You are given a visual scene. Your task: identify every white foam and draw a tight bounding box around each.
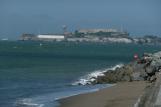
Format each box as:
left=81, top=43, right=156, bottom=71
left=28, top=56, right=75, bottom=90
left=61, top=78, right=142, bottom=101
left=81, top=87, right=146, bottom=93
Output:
left=14, top=98, right=44, bottom=107
left=72, top=64, right=124, bottom=85
left=13, top=84, right=114, bottom=107
left=14, top=87, right=101, bottom=107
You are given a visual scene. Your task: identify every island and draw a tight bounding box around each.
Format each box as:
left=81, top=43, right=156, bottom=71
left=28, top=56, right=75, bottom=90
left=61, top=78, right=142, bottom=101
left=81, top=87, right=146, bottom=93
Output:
left=19, top=28, right=161, bottom=45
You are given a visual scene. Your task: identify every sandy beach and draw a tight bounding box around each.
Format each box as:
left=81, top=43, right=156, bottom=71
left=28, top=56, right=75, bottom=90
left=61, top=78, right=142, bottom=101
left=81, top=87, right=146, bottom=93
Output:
left=59, top=81, right=148, bottom=107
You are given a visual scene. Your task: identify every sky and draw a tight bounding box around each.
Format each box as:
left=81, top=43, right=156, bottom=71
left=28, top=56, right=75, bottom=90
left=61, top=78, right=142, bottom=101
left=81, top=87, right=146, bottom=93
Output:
left=0, top=0, right=161, bottom=39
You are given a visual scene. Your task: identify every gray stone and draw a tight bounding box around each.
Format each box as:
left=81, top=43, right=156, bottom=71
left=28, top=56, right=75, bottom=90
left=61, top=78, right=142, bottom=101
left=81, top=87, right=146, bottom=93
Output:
left=145, top=66, right=155, bottom=74
left=132, top=72, right=144, bottom=81
left=150, top=75, right=156, bottom=82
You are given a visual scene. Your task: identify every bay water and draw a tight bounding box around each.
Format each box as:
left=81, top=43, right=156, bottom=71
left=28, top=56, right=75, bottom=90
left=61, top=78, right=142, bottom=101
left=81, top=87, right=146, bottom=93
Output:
left=0, top=41, right=160, bottom=107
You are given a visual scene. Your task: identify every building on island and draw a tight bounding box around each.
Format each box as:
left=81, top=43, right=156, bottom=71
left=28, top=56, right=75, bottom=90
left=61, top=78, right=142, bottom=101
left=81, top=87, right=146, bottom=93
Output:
left=20, top=34, right=65, bottom=41
left=19, top=28, right=132, bottom=43
left=77, top=29, right=118, bottom=34
left=20, top=34, right=37, bottom=41
left=37, top=35, right=64, bottom=41
left=75, top=28, right=129, bottom=38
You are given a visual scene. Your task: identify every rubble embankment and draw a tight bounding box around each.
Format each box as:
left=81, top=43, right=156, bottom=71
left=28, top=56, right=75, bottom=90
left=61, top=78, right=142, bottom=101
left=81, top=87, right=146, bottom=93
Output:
left=89, top=51, right=161, bottom=107
left=91, top=51, right=161, bottom=84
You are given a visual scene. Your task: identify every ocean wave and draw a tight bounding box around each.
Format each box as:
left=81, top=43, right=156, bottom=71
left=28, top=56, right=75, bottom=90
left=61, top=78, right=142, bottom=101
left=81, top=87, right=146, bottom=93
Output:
left=14, top=98, right=44, bottom=107
left=13, top=84, right=113, bottom=107
left=72, top=64, right=124, bottom=85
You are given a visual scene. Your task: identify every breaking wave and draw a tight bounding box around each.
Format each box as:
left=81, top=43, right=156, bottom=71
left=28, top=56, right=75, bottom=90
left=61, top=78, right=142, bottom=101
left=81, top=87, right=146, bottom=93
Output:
left=13, top=84, right=112, bottom=107
left=13, top=64, right=123, bottom=107
left=14, top=98, right=44, bottom=107
left=72, top=64, right=124, bottom=85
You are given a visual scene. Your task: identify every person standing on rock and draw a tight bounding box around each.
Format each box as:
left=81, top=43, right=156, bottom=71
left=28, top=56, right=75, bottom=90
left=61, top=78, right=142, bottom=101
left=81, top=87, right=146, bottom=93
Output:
left=134, top=54, right=139, bottom=62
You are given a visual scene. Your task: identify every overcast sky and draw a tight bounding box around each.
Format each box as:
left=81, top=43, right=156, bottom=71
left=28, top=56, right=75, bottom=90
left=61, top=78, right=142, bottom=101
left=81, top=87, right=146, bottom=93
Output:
left=0, top=0, right=161, bottom=39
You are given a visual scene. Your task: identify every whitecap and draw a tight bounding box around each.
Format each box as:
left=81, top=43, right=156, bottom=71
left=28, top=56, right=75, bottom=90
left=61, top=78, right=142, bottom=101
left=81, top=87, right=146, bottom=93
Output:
left=14, top=98, right=44, bottom=107
left=72, top=64, right=124, bottom=85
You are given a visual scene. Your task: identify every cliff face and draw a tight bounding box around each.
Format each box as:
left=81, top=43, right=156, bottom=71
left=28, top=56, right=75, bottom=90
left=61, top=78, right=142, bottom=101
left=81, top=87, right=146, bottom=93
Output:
left=90, top=51, right=161, bottom=85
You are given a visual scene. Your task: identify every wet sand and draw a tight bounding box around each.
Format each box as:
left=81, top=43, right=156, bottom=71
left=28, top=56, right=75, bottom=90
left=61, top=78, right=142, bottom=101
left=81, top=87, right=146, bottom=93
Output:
left=59, top=81, right=148, bottom=107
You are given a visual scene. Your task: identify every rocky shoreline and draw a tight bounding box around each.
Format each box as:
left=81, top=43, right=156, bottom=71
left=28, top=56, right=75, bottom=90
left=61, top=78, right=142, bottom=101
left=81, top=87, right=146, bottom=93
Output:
left=90, top=51, right=161, bottom=84
left=90, top=50, right=161, bottom=107
left=60, top=51, right=161, bottom=107
left=75, top=51, right=161, bottom=107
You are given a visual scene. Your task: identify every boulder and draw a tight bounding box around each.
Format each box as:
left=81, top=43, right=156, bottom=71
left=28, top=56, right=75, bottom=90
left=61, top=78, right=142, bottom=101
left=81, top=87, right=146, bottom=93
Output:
left=132, top=72, right=145, bottom=81
left=91, top=51, right=161, bottom=85
left=145, top=66, right=155, bottom=74
left=150, top=75, right=156, bottom=82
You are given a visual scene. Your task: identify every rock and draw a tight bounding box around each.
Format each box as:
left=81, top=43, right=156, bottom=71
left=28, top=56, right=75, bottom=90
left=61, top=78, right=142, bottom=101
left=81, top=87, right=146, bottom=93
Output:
left=140, top=71, right=148, bottom=80
left=132, top=72, right=145, bottom=81
left=151, top=51, right=161, bottom=67
left=122, top=75, right=131, bottom=81
left=95, top=65, right=134, bottom=83
left=151, top=59, right=161, bottom=67
left=150, top=75, right=156, bottom=82
left=143, top=53, right=153, bottom=62
left=157, top=66, right=161, bottom=72
left=132, top=62, right=145, bottom=73
left=153, top=51, right=161, bottom=58
left=90, top=51, right=161, bottom=85
left=145, top=66, right=155, bottom=74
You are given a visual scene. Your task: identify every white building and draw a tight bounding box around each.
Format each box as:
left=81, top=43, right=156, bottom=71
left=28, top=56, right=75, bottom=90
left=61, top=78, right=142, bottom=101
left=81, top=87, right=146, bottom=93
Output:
left=78, top=29, right=118, bottom=34
left=107, top=37, right=132, bottom=43
left=37, top=35, right=65, bottom=41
